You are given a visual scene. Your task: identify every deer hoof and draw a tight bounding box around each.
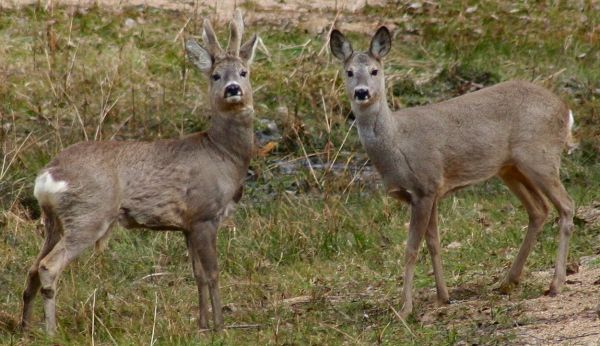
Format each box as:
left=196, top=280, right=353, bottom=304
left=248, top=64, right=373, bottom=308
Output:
left=498, top=280, right=518, bottom=294
left=19, top=320, right=28, bottom=332
left=398, top=307, right=412, bottom=320
left=197, top=319, right=209, bottom=331
left=544, top=286, right=559, bottom=297
left=436, top=297, right=451, bottom=306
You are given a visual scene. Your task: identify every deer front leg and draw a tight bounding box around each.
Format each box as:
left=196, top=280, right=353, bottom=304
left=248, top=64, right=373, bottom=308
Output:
left=185, top=234, right=210, bottom=330
left=400, top=196, right=435, bottom=319
left=189, top=220, right=224, bottom=331
left=424, top=201, right=450, bottom=305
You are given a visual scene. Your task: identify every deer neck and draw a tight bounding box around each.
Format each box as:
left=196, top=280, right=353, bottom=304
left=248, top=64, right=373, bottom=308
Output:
left=353, top=95, right=405, bottom=187
left=207, top=108, right=254, bottom=169
left=353, top=95, right=394, bottom=143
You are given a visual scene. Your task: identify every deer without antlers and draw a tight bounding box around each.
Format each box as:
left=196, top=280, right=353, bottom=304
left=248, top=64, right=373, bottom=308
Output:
left=20, top=10, right=258, bottom=334
left=330, top=27, right=575, bottom=318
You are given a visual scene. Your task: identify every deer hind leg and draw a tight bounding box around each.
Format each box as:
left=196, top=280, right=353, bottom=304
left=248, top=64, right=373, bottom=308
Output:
left=37, top=218, right=113, bottom=336
left=400, top=196, right=435, bottom=318
left=517, top=163, right=574, bottom=296
left=499, top=167, right=549, bottom=293
left=424, top=200, right=450, bottom=305
left=189, top=220, right=223, bottom=331
left=21, top=209, right=63, bottom=329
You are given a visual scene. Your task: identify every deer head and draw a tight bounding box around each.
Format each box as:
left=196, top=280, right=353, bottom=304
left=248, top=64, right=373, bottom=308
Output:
left=185, top=10, right=258, bottom=114
left=330, top=27, right=391, bottom=109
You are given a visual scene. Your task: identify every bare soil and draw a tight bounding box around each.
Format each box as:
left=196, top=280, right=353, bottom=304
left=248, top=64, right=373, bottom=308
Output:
left=1, top=0, right=386, bottom=12
left=421, top=255, right=600, bottom=345
left=1, top=0, right=394, bottom=35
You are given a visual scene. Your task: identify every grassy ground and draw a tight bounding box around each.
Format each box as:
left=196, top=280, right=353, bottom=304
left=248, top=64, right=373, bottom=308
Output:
left=1, top=1, right=600, bottom=344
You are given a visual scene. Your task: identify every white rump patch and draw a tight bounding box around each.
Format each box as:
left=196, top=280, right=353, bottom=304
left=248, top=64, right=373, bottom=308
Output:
left=568, top=109, right=574, bottom=131
left=566, top=110, right=578, bottom=155
left=34, top=171, right=68, bottom=207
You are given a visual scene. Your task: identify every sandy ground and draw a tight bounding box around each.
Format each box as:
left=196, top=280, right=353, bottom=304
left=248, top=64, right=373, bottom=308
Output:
left=421, top=255, right=600, bottom=345
left=510, top=258, right=600, bottom=345
left=0, top=0, right=387, bottom=18
left=0, top=0, right=394, bottom=34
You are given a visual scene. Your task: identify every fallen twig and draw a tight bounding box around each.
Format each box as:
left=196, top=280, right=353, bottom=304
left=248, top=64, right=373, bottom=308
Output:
left=150, top=291, right=158, bottom=346
left=274, top=295, right=312, bottom=306
left=226, top=323, right=262, bottom=330
left=389, top=304, right=416, bottom=339
left=135, top=272, right=173, bottom=283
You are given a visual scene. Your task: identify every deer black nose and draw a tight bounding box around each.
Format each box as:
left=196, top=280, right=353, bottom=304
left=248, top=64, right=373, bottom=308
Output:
left=354, top=88, right=370, bottom=101
left=224, top=84, right=242, bottom=98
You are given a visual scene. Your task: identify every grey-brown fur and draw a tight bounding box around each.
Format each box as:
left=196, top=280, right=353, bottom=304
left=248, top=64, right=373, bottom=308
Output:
left=21, top=10, right=258, bottom=335
left=331, top=27, right=574, bottom=318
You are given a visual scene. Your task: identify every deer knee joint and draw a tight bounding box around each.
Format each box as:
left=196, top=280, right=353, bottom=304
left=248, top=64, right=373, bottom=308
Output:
left=405, top=249, right=419, bottom=264
left=529, top=213, right=546, bottom=230
left=40, top=288, right=54, bottom=299
left=559, top=209, right=574, bottom=235
left=561, top=220, right=574, bottom=236
left=23, top=289, right=35, bottom=301
left=208, top=271, right=219, bottom=283
left=38, top=264, right=55, bottom=282
left=426, top=243, right=439, bottom=256
left=196, top=275, right=209, bottom=286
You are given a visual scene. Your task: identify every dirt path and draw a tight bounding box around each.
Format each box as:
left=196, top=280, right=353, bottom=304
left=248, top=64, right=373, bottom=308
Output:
left=510, top=260, right=600, bottom=345
left=421, top=255, right=600, bottom=345
left=0, top=0, right=386, bottom=18
left=1, top=0, right=392, bottom=34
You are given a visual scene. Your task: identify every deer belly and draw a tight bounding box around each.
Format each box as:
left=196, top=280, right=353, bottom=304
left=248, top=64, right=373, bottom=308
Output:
left=387, top=187, right=413, bottom=203
left=118, top=204, right=186, bottom=231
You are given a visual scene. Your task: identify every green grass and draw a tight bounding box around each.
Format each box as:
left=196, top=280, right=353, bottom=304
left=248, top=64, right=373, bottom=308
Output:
left=1, top=1, right=600, bottom=344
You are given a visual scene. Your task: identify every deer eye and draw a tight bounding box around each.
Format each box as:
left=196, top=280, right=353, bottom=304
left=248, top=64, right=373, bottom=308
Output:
left=371, top=69, right=378, bottom=76
left=346, top=70, right=354, bottom=77
left=211, top=73, right=221, bottom=81
left=240, top=70, right=247, bottom=78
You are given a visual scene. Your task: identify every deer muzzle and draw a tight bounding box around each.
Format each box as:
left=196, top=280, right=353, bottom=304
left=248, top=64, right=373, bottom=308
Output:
left=354, top=87, right=370, bottom=103
left=224, top=83, right=243, bottom=102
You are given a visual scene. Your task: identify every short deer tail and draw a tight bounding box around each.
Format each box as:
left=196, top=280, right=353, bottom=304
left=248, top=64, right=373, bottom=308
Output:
left=566, top=109, right=578, bottom=154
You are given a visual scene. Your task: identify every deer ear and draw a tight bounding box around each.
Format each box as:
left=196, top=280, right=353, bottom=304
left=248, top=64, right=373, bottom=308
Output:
left=185, top=39, right=213, bottom=74
left=370, top=26, right=391, bottom=59
left=330, top=29, right=353, bottom=61
left=239, top=34, right=258, bottom=64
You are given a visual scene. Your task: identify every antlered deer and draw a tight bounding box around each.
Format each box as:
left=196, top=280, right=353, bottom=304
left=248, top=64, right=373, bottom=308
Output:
left=330, top=27, right=574, bottom=318
left=21, top=10, right=258, bottom=334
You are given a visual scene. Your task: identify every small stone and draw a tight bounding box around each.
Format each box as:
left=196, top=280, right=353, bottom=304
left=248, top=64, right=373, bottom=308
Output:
left=466, top=6, right=478, bottom=14
left=447, top=241, right=462, bottom=249
left=124, top=18, right=137, bottom=29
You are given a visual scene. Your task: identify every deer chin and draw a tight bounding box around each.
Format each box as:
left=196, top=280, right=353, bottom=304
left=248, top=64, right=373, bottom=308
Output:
left=353, top=96, right=374, bottom=107
left=224, top=95, right=243, bottom=103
